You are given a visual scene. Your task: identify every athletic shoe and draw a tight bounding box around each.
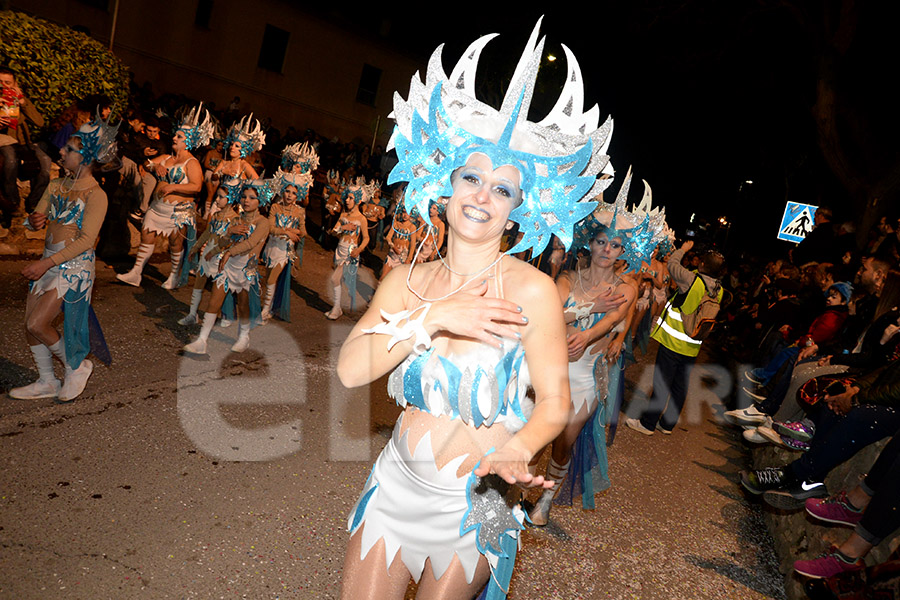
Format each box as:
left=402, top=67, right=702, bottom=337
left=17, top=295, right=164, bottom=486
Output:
left=655, top=424, right=672, bottom=435
left=794, top=547, right=864, bottom=579
left=724, top=404, right=768, bottom=426
left=231, top=336, right=250, bottom=352
left=9, top=379, right=60, bottom=400
left=742, top=427, right=768, bottom=443
left=744, top=370, right=766, bottom=385
left=757, top=425, right=789, bottom=448
left=805, top=492, right=864, bottom=526
left=743, top=386, right=767, bottom=402
left=763, top=478, right=827, bottom=510
left=625, top=418, right=654, bottom=436
left=774, top=418, right=815, bottom=443
left=116, top=270, right=142, bottom=287
left=58, top=360, right=93, bottom=402
left=781, top=436, right=810, bottom=452
left=740, top=467, right=792, bottom=495
left=178, top=313, right=199, bottom=326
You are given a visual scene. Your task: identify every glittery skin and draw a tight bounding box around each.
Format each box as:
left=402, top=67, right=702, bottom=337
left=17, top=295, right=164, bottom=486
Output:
left=73, top=111, right=120, bottom=165
left=386, top=17, right=615, bottom=257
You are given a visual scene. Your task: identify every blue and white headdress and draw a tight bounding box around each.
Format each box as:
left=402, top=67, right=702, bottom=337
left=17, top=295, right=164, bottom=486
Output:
left=281, top=142, right=320, bottom=173
left=177, top=104, right=215, bottom=151
left=573, top=167, right=663, bottom=273
left=387, top=17, right=614, bottom=256
left=225, top=114, right=266, bottom=158
left=273, top=168, right=313, bottom=200
left=73, top=109, right=120, bottom=165
left=218, top=177, right=244, bottom=206
left=630, top=178, right=670, bottom=251
left=242, top=178, right=276, bottom=208
left=342, top=176, right=373, bottom=208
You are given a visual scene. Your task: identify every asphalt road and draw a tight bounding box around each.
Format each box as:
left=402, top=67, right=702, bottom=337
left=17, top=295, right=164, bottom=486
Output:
left=0, top=241, right=785, bottom=599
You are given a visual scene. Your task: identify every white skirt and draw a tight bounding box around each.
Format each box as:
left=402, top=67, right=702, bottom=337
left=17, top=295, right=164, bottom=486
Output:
left=142, top=199, right=195, bottom=236
left=216, top=252, right=258, bottom=293
left=263, top=236, right=292, bottom=269
left=30, top=240, right=95, bottom=303
left=348, top=416, right=523, bottom=584
left=568, top=347, right=608, bottom=415
left=197, top=240, right=224, bottom=278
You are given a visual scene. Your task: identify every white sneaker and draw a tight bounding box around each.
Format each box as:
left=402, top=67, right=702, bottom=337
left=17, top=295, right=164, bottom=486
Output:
left=9, top=379, right=60, bottom=400
left=231, top=336, right=250, bottom=352
left=219, top=318, right=233, bottom=328
left=325, top=307, right=343, bottom=320
left=183, top=338, right=208, bottom=354
left=625, top=418, right=654, bottom=436
left=757, top=425, right=789, bottom=448
left=116, top=270, right=142, bottom=287
left=742, top=428, right=767, bottom=443
left=161, top=273, right=178, bottom=290
left=724, top=405, right=768, bottom=426
left=178, top=313, right=198, bottom=326
left=58, top=360, right=93, bottom=402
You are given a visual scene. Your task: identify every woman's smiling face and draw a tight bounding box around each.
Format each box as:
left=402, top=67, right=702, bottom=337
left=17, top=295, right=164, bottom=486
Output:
left=446, top=153, right=521, bottom=242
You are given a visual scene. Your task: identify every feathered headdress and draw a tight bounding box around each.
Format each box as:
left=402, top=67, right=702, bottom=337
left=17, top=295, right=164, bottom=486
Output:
left=273, top=168, right=314, bottom=200
left=225, top=114, right=266, bottom=158
left=387, top=17, right=614, bottom=256
left=178, top=104, right=215, bottom=151
left=281, top=141, right=320, bottom=173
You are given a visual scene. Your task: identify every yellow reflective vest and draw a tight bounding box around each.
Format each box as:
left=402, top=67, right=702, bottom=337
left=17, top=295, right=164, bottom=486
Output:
left=651, top=275, right=723, bottom=357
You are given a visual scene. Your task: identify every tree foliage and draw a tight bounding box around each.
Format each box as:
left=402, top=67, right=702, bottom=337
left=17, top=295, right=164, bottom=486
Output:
left=0, top=10, right=130, bottom=126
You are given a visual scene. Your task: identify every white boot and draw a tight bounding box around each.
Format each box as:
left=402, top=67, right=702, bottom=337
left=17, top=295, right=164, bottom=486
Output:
left=529, top=458, right=570, bottom=527
left=184, top=312, right=216, bottom=354
left=58, top=360, right=93, bottom=402
left=9, top=344, right=60, bottom=399
left=231, top=320, right=251, bottom=352
left=178, top=288, right=203, bottom=325
left=261, top=283, right=276, bottom=322
left=325, top=285, right=343, bottom=320
left=117, top=243, right=154, bottom=287
left=161, top=250, right=183, bottom=289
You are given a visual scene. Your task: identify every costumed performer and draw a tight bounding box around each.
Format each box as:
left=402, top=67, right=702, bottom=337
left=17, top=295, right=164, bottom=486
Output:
left=337, top=19, right=613, bottom=599
left=325, top=177, right=370, bottom=320
left=205, top=114, right=262, bottom=212
left=183, top=179, right=272, bottom=354
left=260, top=169, right=312, bottom=322
left=117, top=104, right=209, bottom=289
left=529, top=169, right=665, bottom=525
left=411, top=202, right=446, bottom=263
left=11, top=111, right=118, bottom=402
left=381, top=203, right=417, bottom=281
left=177, top=178, right=242, bottom=325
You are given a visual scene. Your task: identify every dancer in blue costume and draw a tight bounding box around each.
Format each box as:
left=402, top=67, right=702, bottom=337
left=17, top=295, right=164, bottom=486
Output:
left=260, top=169, right=312, bottom=322
left=530, top=168, right=666, bottom=526
left=183, top=179, right=272, bottom=354
left=117, top=105, right=211, bottom=289
left=337, top=19, right=616, bottom=599
left=325, top=178, right=371, bottom=320
left=12, top=111, right=118, bottom=402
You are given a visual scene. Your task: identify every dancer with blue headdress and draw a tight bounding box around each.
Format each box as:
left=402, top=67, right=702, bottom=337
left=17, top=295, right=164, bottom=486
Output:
left=176, top=178, right=242, bottom=326
left=528, top=167, right=665, bottom=526
left=260, top=168, right=313, bottom=322
left=12, top=111, right=118, bottom=402
left=183, top=178, right=272, bottom=354
left=117, top=104, right=210, bottom=289
left=337, top=18, right=614, bottom=599
left=325, top=177, right=371, bottom=320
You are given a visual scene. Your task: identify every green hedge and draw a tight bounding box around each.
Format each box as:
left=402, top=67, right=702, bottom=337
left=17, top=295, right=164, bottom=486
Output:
left=0, top=10, right=129, bottom=125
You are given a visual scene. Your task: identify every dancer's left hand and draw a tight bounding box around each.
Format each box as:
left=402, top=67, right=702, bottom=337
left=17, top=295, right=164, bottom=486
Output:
left=22, top=258, right=53, bottom=280
left=474, top=445, right=553, bottom=490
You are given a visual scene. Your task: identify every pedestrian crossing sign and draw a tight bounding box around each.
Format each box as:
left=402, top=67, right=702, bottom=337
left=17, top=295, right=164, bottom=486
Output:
left=777, top=202, right=818, bottom=243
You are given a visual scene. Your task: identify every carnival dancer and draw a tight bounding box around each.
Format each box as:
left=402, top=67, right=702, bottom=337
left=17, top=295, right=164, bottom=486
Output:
left=176, top=179, right=242, bottom=326
left=529, top=169, right=664, bottom=526
left=116, top=104, right=210, bottom=289
left=337, top=20, right=614, bottom=598
left=412, top=202, right=446, bottom=263
left=205, top=114, right=262, bottom=213
left=325, top=178, right=370, bottom=320
left=321, top=168, right=343, bottom=248
left=381, top=203, right=416, bottom=280
left=260, top=169, right=312, bottom=322
left=278, top=141, right=319, bottom=267
left=11, top=112, right=118, bottom=402
left=183, top=179, right=272, bottom=354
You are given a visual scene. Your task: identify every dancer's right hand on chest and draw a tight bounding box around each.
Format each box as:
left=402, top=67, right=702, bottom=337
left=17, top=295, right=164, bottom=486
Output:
left=427, top=280, right=526, bottom=348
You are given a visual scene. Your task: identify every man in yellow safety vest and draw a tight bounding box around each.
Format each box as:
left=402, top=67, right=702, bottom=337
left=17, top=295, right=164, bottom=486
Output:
left=626, top=239, right=724, bottom=435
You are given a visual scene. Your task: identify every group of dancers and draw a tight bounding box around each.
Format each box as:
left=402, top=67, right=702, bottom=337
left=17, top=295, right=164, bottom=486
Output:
left=11, top=18, right=682, bottom=600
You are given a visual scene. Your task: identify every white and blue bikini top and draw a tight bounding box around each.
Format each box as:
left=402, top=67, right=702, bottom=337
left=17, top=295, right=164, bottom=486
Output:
left=48, top=193, right=86, bottom=228
left=165, top=158, right=195, bottom=184
left=387, top=342, right=532, bottom=432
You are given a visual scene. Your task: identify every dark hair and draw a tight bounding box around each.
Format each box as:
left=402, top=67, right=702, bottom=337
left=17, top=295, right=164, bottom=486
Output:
left=144, top=116, right=160, bottom=129
left=699, top=250, right=725, bottom=278
left=0, top=66, right=16, bottom=77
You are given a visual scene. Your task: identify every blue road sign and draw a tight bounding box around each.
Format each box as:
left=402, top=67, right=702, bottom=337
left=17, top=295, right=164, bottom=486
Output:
left=778, top=202, right=818, bottom=243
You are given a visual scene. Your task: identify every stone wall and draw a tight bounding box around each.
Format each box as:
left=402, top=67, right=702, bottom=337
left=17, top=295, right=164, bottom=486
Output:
left=752, top=439, right=899, bottom=600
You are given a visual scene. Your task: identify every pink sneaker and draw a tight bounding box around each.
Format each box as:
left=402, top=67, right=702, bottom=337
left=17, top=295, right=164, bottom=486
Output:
left=794, top=547, right=864, bottom=579
left=774, top=418, right=815, bottom=442
left=805, top=492, right=864, bottom=526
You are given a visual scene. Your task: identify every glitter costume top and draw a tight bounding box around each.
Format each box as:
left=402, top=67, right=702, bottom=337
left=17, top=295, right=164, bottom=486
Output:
left=31, top=178, right=108, bottom=266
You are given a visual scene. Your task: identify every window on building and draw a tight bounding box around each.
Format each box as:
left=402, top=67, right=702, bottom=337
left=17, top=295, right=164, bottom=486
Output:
left=356, top=64, right=382, bottom=107
left=195, top=0, right=214, bottom=29
left=258, top=24, right=290, bottom=73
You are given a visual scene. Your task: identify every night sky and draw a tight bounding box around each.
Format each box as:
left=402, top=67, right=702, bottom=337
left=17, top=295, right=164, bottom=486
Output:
left=308, top=2, right=897, bottom=258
